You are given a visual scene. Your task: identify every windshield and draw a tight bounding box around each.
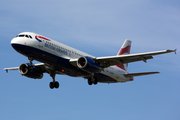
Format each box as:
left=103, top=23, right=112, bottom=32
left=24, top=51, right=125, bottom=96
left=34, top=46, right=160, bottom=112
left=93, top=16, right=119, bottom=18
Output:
left=16, top=34, right=33, bottom=39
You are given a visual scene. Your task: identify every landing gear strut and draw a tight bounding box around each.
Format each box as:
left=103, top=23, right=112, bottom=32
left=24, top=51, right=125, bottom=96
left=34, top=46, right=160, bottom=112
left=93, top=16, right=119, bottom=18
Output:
left=49, top=72, right=59, bottom=89
left=28, top=57, right=33, bottom=66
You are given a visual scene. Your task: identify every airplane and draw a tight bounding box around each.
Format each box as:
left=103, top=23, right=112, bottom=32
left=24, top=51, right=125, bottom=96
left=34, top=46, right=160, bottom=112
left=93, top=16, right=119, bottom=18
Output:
left=4, top=32, right=176, bottom=89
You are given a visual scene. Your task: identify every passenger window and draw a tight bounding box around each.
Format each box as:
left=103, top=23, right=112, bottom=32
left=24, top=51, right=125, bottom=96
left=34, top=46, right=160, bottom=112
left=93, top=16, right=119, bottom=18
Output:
left=25, top=35, right=29, bottom=38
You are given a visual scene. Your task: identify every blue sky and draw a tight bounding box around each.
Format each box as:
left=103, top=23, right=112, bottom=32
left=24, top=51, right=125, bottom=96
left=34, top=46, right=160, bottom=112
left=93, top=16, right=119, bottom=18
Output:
left=1, top=0, right=180, bottom=120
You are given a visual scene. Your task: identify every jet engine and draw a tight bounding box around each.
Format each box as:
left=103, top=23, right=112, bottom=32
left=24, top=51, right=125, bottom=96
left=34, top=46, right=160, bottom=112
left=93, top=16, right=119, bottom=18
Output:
left=19, top=63, right=43, bottom=79
left=77, top=57, right=101, bottom=73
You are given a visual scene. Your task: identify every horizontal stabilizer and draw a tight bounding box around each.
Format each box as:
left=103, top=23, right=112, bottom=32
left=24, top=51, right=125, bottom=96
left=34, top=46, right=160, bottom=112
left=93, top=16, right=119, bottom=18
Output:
left=124, top=71, right=159, bottom=77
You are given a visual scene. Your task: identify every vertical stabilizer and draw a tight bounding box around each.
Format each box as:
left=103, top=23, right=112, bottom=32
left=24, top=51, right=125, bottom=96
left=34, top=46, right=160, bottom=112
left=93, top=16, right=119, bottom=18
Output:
left=116, top=39, right=132, bottom=71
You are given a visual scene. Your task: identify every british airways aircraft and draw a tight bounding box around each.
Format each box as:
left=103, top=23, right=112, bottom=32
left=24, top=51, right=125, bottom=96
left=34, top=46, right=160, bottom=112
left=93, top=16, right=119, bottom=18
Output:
left=4, top=32, right=176, bottom=89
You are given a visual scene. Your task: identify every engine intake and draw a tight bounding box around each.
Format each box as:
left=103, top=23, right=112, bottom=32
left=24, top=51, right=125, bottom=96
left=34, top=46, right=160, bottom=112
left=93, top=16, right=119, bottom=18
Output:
left=77, top=57, right=101, bottom=73
left=19, top=63, right=43, bottom=79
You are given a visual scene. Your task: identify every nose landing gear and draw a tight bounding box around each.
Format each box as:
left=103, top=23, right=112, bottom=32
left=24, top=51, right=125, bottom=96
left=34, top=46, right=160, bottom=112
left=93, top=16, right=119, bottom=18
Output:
left=49, top=72, right=59, bottom=89
left=49, top=81, right=59, bottom=89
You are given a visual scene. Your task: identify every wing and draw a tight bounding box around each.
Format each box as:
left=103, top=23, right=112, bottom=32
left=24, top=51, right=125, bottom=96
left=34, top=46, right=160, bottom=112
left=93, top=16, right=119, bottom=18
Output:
left=95, top=49, right=176, bottom=67
left=70, top=49, right=176, bottom=68
left=4, top=67, right=19, bottom=72
left=4, top=63, right=46, bottom=73
left=4, top=63, right=66, bottom=75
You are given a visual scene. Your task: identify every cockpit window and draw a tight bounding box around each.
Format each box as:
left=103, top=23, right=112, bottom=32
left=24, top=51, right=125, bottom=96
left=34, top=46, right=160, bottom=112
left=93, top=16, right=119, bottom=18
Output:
left=29, top=35, right=32, bottom=39
left=19, top=35, right=25, bottom=37
left=16, top=34, right=33, bottom=39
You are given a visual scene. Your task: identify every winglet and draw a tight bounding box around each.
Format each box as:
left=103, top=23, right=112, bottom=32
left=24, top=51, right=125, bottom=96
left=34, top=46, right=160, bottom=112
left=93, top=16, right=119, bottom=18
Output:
left=3, top=68, right=8, bottom=73
left=167, top=49, right=177, bottom=54
left=174, top=49, right=177, bottom=54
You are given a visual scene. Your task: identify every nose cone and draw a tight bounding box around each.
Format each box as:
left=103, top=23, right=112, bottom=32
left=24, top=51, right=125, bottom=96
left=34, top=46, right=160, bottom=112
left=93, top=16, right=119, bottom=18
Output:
left=11, top=37, right=17, bottom=44
left=11, top=37, right=19, bottom=50
left=11, top=37, right=25, bottom=52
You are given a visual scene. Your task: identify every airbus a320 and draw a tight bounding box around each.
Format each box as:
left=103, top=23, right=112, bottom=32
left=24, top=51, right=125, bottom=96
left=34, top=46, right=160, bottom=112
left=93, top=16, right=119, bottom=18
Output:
left=4, top=32, right=176, bottom=89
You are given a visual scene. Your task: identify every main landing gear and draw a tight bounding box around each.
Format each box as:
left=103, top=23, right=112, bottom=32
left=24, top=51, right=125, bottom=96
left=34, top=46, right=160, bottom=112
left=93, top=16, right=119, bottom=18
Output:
left=88, top=78, right=98, bottom=85
left=88, top=74, right=98, bottom=85
left=49, top=72, right=59, bottom=89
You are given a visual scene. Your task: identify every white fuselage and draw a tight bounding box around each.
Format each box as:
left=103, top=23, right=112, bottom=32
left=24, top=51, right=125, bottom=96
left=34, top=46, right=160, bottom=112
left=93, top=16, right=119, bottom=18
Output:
left=11, top=32, right=132, bottom=83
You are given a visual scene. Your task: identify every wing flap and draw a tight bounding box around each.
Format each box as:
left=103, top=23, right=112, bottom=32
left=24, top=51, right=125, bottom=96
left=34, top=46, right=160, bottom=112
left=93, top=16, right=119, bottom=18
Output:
left=124, top=71, right=160, bottom=77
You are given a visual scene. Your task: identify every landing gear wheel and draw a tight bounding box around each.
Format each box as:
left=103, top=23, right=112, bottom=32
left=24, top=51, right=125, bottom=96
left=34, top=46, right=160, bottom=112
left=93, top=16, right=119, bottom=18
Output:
left=88, top=78, right=98, bottom=85
left=49, top=82, right=54, bottom=89
left=49, top=81, right=59, bottom=89
left=54, top=81, right=59, bottom=88
left=93, top=79, right=98, bottom=85
left=49, top=72, right=60, bottom=89
left=88, top=79, right=92, bottom=85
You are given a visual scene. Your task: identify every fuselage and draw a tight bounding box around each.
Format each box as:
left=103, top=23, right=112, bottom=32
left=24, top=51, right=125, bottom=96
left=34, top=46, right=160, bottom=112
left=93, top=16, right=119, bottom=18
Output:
left=11, top=32, right=133, bottom=83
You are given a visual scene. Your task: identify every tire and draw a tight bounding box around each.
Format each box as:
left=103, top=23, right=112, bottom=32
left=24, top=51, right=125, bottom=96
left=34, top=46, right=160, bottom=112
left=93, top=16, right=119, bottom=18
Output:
left=49, top=82, right=54, bottom=89
left=54, top=82, right=59, bottom=89
left=94, top=79, right=98, bottom=85
left=88, top=79, right=92, bottom=85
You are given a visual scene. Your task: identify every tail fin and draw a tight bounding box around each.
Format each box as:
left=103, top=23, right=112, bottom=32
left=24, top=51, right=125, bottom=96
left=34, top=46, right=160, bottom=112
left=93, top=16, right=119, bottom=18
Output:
left=116, top=39, right=132, bottom=71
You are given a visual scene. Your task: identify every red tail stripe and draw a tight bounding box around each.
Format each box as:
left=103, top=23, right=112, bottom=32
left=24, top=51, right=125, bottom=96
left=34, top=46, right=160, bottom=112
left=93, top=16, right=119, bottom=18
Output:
left=117, top=45, right=131, bottom=55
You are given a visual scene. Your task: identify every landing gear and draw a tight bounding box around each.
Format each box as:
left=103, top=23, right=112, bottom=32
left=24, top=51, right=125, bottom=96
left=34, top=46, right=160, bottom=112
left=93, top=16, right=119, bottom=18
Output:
left=28, top=56, right=33, bottom=66
left=49, top=71, right=59, bottom=89
left=28, top=56, right=60, bottom=89
left=49, top=81, right=59, bottom=89
left=94, top=79, right=98, bottom=85
left=88, top=79, right=93, bottom=85
left=88, top=73, right=98, bottom=85
left=88, top=78, right=98, bottom=85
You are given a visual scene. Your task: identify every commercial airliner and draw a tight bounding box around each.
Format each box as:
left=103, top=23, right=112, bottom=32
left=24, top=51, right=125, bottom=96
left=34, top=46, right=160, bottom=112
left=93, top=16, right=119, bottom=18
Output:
left=4, top=32, right=176, bottom=89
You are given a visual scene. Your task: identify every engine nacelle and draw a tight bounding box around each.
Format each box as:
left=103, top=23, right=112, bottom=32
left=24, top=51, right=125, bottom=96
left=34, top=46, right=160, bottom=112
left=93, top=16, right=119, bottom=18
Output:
left=19, top=63, right=43, bottom=79
left=77, top=57, right=101, bottom=73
